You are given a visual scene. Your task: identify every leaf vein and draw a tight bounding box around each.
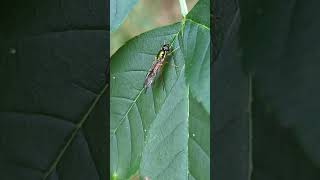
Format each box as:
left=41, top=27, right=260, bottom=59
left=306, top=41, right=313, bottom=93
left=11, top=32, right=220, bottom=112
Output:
left=42, top=83, right=108, bottom=180
left=185, top=19, right=210, bottom=30
left=112, top=87, right=145, bottom=135
left=154, top=149, right=186, bottom=179
left=190, top=137, right=209, bottom=159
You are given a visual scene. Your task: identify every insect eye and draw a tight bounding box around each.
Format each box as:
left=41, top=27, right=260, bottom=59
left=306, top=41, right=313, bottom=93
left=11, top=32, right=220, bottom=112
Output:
left=163, top=45, right=169, bottom=51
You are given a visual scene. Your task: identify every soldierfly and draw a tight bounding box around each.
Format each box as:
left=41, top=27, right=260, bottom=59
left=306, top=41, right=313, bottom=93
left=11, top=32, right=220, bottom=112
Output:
left=143, top=42, right=178, bottom=93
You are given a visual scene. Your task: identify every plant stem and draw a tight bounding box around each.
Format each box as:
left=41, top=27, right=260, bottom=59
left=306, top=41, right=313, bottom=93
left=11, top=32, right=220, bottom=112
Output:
left=178, top=0, right=188, bottom=16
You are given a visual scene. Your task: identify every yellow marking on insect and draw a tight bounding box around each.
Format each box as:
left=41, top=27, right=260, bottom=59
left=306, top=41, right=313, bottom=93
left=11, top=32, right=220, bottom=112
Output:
left=157, top=50, right=166, bottom=60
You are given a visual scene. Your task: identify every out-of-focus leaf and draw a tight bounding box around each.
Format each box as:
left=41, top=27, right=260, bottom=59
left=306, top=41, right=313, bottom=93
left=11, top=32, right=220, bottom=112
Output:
left=240, top=0, right=320, bottom=179
left=213, top=0, right=251, bottom=180
left=110, top=0, right=139, bottom=32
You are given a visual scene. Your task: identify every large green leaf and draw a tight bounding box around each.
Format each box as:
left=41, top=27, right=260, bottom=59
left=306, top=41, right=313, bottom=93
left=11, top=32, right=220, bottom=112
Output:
left=110, top=23, right=187, bottom=179
left=110, top=0, right=210, bottom=179
left=110, top=0, right=139, bottom=32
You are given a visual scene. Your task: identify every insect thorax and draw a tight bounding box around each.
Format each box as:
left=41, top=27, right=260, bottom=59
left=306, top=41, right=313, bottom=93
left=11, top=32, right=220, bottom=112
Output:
left=157, top=50, right=166, bottom=60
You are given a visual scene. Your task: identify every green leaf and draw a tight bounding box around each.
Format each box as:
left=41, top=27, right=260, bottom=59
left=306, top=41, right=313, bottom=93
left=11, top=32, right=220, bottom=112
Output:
left=110, top=0, right=139, bottom=32
left=183, top=0, right=210, bottom=113
left=110, top=0, right=210, bottom=179
left=110, top=23, right=186, bottom=179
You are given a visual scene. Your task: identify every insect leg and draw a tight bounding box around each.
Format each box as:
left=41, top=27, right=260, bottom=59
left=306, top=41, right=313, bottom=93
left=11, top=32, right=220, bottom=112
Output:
left=144, top=86, right=148, bottom=94
left=151, top=56, right=157, bottom=65
left=170, top=62, right=179, bottom=68
left=163, top=55, right=179, bottom=69
left=167, top=47, right=180, bottom=56
left=164, top=61, right=179, bottom=68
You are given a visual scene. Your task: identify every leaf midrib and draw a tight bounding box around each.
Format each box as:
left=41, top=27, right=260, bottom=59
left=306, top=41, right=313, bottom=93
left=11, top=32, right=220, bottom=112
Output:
left=111, top=87, right=145, bottom=135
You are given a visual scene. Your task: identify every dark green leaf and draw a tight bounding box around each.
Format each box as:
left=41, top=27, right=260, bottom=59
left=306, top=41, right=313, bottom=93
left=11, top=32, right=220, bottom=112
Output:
left=213, top=0, right=251, bottom=180
left=0, top=32, right=107, bottom=180
left=0, top=1, right=108, bottom=179
left=240, top=0, right=320, bottom=179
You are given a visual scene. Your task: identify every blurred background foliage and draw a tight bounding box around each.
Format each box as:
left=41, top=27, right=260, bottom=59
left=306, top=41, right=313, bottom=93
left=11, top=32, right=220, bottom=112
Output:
left=110, top=0, right=198, bottom=56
